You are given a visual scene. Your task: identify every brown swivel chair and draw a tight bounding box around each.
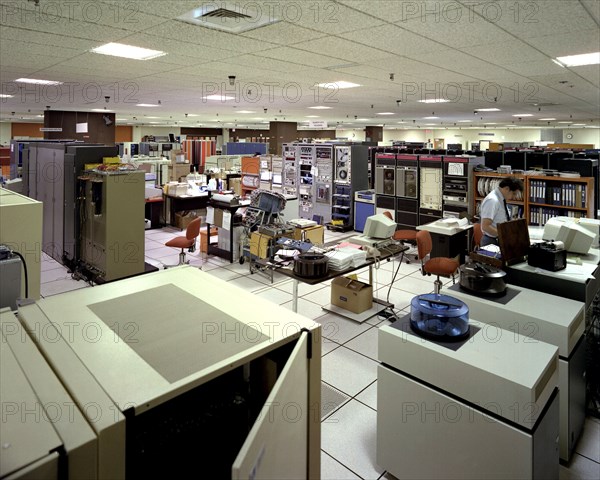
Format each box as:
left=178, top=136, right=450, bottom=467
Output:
left=473, top=223, right=484, bottom=249
left=382, top=211, right=418, bottom=263
left=416, top=230, right=460, bottom=294
left=164, top=217, right=202, bottom=268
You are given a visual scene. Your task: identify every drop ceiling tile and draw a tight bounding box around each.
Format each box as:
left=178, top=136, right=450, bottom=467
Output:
left=253, top=46, right=348, bottom=68
left=150, top=21, right=278, bottom=53
left=336, top=0, right=422, bottom=23
left=581, top=0, right=600, bottom=22
left=524, top=29, right=600, bottom=58
left=501, top=60, right=570, bottom=77
left=286, top=0, right=385, bottom=34
left=293, top=36, right=390, bottom=63
left=0, top=27, right=99, bottom=51
left=464, top=0, right=598, bottom=38
left=340, top=24, right=449, bottom=56
left=573, top=65, right=600, bottom=87
left=97, top=0, right=202, bottom=20
left=218, top=55, right=307, bottom=73
left=460, top=40, right=550, bottom=65
left=0, top=52, right=64, bottom=70
left=240, top=21, right=328, bottom=45
left=116, top=33, right=231, bottom=61
left=1, top=39, right=84, bottom=60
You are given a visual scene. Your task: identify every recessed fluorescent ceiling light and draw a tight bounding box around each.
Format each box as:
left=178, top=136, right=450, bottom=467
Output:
left=539, top=118, right=556, bottom=121
left=458, top=120, right=472, bottom=122
left=16, top=78, right=63, bottom=85
left=424, top=123, right=436, bottom=126
left=558, top=121, right=573, bottom=124
left=423, top=116, right=439, bottom=119
left=205, top=94, right=235, bottom=100
left=308, top=106, right=332, bottom=109
left=418, top=99, right=450, bottom=103
left=356, top=118, right=370, bottom=121
left=237, top=110, right=255, bottom=113
left=512, top=114, right=533, bottom=117
left=316, top=81, right=361, bottom=89
left=186, top=114, right=199, bottom=117
left=0, top=94, right=14, bottom=98
left=136, top=103, right=160, bottom=107
left=377, top=112, right=395, bottom=115
left=146, top=116, right=161, bottom=119
left=305, top=115, right=320, bottom=118
left=91, top=43, right=166, bottom=60
left=572, top=123, right=586, bottom=126
left=554, top=52, right=600, bottom=67
left=476, top=108, right=501, bottom=112
left=91, top=108, right=112, bottom=112
left=397, top=121, right=406, bottom=123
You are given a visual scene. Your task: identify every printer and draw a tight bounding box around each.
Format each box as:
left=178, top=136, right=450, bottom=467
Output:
left=528, top=240, right=567, bottom=271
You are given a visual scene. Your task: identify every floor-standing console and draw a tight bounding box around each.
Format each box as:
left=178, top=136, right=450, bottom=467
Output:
left=378, top=316, right=559, bottom=479
left=395, top=154, right=419, bottom=230
left=418, top=155, right=443, bottom=225
left=375, top=152, right=396, bottom=220
left=447, top=284, right=586, bottom=461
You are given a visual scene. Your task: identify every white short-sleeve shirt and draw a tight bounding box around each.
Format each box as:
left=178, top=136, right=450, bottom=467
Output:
left=480, top=187, right=508, bottom=237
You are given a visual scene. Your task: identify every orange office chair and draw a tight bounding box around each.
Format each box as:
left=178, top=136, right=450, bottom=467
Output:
left=382, top=211, right=418, bottom=263
left=416, top=230, right=460, bottom=294
left=164, top=217, right=202, bottom=268
left=472, top=223, right=484, bottom=250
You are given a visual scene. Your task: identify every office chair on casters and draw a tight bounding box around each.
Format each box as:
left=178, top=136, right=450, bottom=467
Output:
left=416, top=230, right=460, bottom=294
left=163, top=217, right=202, bottom=268
left=382, top=211, right=418, bottom=263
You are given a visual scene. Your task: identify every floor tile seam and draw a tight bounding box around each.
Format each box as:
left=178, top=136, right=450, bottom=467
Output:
left=573, top=451, right=600, bottom=465
left=320, top=381, right=352, bottom=423
left=320, top=450, right=366, bottom=480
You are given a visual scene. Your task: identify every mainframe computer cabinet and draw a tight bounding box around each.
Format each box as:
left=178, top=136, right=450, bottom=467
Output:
left=15, top=267, right=322, bottom=479
left=80, top=170, right=145, bottom=282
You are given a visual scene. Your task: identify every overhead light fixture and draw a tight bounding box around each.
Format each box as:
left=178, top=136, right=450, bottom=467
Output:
left=356, top=118, right=370, bottom=121
left=91, top=108, right=112, bottom=112
left=136, top=103, right=160, bottom=107
left=305, top=115, right=320, bottom=118
left=485, top=123, right=498, bottom=125
left=204, top=94, right=235, bottom=100
left=91, top=43, right=166, bottom=60
left=512, top=114, right=533, bottom=117
left=572, top=123, right=587, bottom=126
left=397, top=121, right=406, bottom=124
left=186, top=114, right=199, bottom=117
left=0, top=94, right=14, bottom=98
left=15, top=78, right=63, bottom=85
left=237, top=110, right=255, bottom=114
left=316, top=81, right=361, bottom=89
left=552, top=59, right=566, bottom=68
left=554, top=52, right=600, bottom=67
left=539, top=118, right=556, bottom=121
left=417, top=99, right=450, bottom=103
left=558, top=121, right=573, bottom=124
left=475, top=108, right=501, bottom=112
left=458, top=120, right=472, bottom=123
left=377, top=112, right=395, bottom=115
left=424, top=123, right=436, bottom=126
left=423, top=116, right=439, bottom=119
left=308, top=106, right=332, bottom=110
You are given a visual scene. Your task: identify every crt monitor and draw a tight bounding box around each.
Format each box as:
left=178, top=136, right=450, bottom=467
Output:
left=363, top=214, right=396, bottom=239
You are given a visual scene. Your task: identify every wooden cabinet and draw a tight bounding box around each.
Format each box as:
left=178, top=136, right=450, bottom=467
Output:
left=473, top=172, right=595, bottom=226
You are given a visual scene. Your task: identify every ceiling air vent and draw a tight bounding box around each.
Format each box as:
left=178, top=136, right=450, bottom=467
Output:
left=178, top=2, right=280, bottom=34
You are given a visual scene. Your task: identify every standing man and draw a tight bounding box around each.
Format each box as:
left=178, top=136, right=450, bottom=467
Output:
left=480, top=176, right=524, bottom=247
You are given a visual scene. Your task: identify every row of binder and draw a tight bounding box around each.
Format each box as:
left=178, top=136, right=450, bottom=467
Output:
left=529, top=180, right=587, bottom=208
left=529, top=206, right=587, bottom=226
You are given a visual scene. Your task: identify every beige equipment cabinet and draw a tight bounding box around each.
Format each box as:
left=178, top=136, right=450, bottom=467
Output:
left=15, top=267, right=322, bottom=479
left=80, top=170, right=145, bottom=282
left=1, top=308, right=99, bottom=480
left=0, top=187, right=42, bottom=300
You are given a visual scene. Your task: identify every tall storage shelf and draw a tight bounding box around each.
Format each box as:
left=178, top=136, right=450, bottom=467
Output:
left=473, top=172, right=595, bottom=226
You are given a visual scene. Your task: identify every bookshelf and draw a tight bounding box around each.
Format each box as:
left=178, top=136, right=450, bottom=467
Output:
left=473, top=172, right=595, bottom=226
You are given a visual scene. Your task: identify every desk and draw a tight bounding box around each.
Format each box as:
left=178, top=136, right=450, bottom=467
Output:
left=164, top=192, right=209, bottom=228
left=417, top=221, right=473, bottom=264
left=274, top=243, right=408, bottom=322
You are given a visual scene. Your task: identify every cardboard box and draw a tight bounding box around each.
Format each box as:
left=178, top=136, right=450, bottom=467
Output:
left=174, top=210, right=201, bottom=230
left=229, top=178, right=242, bottom=196
left=331, top=277, right=373, bottom=314
left=169, top=164, right=191, bottom=182
left=293, top=225, right=324, bottom=244
left=249, top=232, right=272, bottom=259
left=213, top=208, right=224, bottom=227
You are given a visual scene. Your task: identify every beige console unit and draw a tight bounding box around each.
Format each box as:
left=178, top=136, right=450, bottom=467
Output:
left=80, top=170, right=145, bottom=282
left=14, top=267, right=321, bottom=479
left=0, top=188, right=42, bottom=300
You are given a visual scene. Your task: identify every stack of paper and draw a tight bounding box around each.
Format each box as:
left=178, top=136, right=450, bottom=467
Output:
left=326, top=247, right=367, bottom=270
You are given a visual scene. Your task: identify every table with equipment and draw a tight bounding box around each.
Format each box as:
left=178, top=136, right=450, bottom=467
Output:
left=6, top=267, right=322, bottom=479
left=377, top=314, right=559, bottom=479
left=164, top=192, right=209, bottom=228
left=447, top=282, right=586, bottom=461
left=274, top=243, right=408, bottom=322
left=206, top=197, right=249, bottom=263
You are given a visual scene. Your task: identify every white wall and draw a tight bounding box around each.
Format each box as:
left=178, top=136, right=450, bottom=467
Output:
left=0, top=122, right=11, bottom=145
left=335, top=129, right=366, bottom=141
left=563, top=129, right=600, bottom=148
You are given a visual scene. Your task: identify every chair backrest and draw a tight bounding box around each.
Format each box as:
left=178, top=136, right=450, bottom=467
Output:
left=473, top=223, right=483, bottom=248
left=382, top=211, right=393, bottom=220
left=186, top=217, right=202, bottom=240
left=416, top=230, right=433, bottom=260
